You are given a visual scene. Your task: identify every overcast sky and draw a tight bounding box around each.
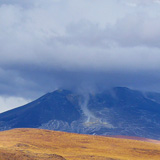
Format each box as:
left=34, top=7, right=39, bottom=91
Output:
left=0, top=0, right=160, bottom=112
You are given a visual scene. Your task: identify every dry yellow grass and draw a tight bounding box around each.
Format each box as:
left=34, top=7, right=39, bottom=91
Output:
left=0, top=128, right=159, bottom=160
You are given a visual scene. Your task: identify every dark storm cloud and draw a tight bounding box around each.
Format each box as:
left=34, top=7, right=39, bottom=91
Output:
left=0, top=0, right=160, bottom=111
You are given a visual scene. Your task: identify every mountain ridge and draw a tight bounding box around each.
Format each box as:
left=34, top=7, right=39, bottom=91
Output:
left=0, top=87, right=160, bottom=140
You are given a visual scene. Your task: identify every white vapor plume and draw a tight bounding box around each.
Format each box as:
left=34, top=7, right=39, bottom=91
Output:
left=79, top=94, right=114, bottom=128
left=79, top=94, right=97, bottom=123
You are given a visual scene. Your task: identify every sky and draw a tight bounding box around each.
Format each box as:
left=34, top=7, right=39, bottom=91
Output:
left=0, top=0, right=160, bottom=112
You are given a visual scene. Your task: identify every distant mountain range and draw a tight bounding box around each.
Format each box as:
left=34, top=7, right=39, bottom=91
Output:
left=0, top=87, right=160, bottom=140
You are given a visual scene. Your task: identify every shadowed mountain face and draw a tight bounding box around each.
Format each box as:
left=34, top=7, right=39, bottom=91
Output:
left=0, top=90, right=81, bottom=128
left=0, top=87, right=160, bottom=140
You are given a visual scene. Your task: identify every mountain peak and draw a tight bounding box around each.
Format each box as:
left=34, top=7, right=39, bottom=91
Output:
left=0, top=87, right=160, bottom=140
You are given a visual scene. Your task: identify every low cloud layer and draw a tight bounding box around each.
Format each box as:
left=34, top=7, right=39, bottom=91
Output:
left=0, top=0, right=160, bottom=111
left=0, top=96, right=30, bottom=112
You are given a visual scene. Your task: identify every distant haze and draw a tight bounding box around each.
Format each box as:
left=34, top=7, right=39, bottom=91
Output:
left=0, top=0, right=160, bottom=112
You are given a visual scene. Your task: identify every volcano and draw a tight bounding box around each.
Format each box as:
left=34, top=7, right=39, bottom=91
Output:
left=0, top=87, right=160, bottom=140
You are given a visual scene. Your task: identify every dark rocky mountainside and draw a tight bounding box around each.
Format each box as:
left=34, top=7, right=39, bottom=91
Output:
left=0, top=87, right=160, bottom=140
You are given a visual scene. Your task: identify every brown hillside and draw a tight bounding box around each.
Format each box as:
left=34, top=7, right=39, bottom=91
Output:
left=108, top=135, right=160, bottom=144
left=0, top=128, right=160, bottom=160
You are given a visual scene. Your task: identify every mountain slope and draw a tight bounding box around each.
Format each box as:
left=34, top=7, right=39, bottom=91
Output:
left=0, top=87, right=160, bottom=139
left=0, top=128, right=160, bottom=160
left=0, top=90, right=81, bottom=129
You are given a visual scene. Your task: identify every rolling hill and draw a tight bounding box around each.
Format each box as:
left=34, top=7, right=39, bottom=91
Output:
left=0, top=128, right=160, bottom=160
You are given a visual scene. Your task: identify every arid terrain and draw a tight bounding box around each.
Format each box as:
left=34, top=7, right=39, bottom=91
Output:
left=0, top=128, right=160, bottom=160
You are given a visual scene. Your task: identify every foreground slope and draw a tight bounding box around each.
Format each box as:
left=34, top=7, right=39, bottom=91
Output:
left=0, top=87, right=160, bottom=139
left=0, top=128, right=160, bottom=160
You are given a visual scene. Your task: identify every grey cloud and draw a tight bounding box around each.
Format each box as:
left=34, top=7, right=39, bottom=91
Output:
left=0, top=0, right=160, bottom=100
left=111, top=14, right=160, bottom=47
left=59, top=14, right=160, bottom=48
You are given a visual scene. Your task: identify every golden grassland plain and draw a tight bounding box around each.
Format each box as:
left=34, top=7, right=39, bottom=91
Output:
left=0, top=128, right=159, bottom=160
